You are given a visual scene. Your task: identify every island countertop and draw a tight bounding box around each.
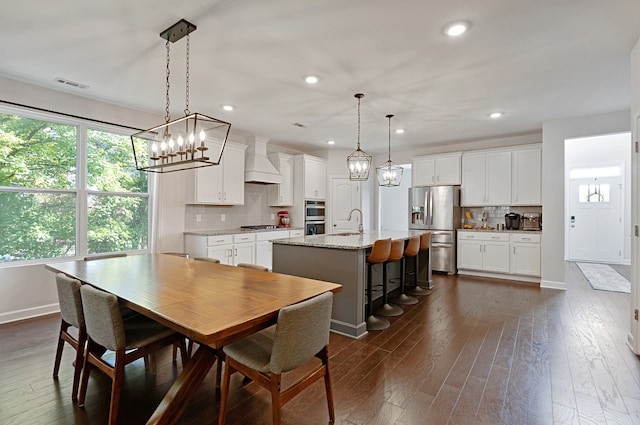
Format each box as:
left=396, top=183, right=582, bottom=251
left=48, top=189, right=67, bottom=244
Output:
left=272, top=230, right=427, bottom=250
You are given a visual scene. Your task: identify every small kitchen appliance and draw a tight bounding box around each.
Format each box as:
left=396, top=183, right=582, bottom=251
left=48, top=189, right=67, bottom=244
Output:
left=277, top=210, right=290, bottom=227
left=504, top=213, right=521, bottom=230
left=522, top=212, right=542, bottom=231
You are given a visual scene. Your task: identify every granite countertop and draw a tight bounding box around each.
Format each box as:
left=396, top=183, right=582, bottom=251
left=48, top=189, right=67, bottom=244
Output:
left=272, top=230, right=427, bottom=250
left=184, top=227, right=302, bottom=236
left=458, top=228, right=542, bottom=234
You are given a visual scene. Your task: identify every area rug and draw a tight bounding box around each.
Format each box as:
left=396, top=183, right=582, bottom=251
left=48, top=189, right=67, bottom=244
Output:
left=576, top=263, right=631, bottom=294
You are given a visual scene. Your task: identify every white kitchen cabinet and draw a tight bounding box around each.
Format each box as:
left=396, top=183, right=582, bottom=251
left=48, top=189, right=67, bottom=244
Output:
left=510, top=233, right=541, bottom=276
left=461, top=150, right=511, bottom=206
left=457, top=231, right=510, bottom=273
left=412, top=153, right=462, bottom=186
left=297, top=155, right=326, bottom=200
left=254, top=230, right=293, bottom=269
left=186, top=142, right=246, bottom=205
left=268, top=153, right=293, bottom=206
left=231, top=233, right=255, bottom=265
left=511, top=147, right=541, bottom=206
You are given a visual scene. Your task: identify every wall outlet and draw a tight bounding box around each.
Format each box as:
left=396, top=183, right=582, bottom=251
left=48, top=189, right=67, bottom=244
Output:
left=196, top=214, right=202, bottom=223
left=221, top=214, right=226, bottom=222
left=271, top=213, right=275, bottom=220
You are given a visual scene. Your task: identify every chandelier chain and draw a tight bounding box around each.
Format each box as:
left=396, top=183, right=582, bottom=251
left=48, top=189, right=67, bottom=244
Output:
left=164, top=40, right=171, bottom=124
left=184, top=33, right=190, bottom=116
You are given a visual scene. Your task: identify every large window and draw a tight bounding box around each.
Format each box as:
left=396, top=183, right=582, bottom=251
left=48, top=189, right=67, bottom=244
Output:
left=0, top=109, right=150, bottom=263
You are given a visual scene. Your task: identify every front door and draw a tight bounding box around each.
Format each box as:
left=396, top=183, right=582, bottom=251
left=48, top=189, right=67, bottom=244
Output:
left=330, top=177, right=360, bottom=233
left=569, top=171, right=623, bottom=263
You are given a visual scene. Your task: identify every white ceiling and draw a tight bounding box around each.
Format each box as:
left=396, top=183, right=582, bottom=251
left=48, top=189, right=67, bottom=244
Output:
left=1, top=0, right=639, bottom=153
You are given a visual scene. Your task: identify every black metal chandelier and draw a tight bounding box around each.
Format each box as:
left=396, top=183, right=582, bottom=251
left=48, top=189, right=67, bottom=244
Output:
left=346, top=93, right=372, bottom=181
left=131, top=19, right=231, bottom=173
left=376, top=114, right=403, bottom=186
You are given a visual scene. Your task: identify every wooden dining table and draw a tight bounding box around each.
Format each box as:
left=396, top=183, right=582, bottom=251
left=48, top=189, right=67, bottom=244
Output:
left=45, top=253, right=342, bottom=425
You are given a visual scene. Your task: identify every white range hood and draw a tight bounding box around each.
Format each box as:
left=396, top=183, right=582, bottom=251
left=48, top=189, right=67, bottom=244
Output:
left=244, top=135, right=283, bottom=184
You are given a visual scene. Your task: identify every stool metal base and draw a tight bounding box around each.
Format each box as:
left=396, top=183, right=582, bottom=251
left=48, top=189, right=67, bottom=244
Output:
left=374, top=303, right=403, bottom=317
left=366, top=315, right=390, bottom=331
left=391, top=293, right=418, bottom=305
left=407, top=286, right=432, bottom=296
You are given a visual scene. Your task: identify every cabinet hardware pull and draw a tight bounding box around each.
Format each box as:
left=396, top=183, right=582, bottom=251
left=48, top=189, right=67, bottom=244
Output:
left=513, top=246, right=516, bottom=254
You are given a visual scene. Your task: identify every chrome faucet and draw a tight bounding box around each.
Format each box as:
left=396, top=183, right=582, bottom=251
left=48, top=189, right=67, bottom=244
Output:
left=347, top=208, right=364, bottom=234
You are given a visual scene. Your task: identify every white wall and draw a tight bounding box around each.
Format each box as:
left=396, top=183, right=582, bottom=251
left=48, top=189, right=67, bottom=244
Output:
left=0, top=75, right=164, bottom=323
left=565, top=132, right=632, bottom=263
left=629, top=36, right=640, bottom=354
left=541, top=110, right=631, bottom=290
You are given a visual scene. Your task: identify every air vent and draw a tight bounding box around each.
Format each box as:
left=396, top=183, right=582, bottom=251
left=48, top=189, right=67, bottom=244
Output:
left=293, top=122, right=306, bottom=128
left=54, top=77, right=89, bottom=90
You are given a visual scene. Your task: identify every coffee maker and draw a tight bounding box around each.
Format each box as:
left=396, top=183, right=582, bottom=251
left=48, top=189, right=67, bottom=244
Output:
left=504, top=213, right=521, bottom=230
left=278, top=210, right=290, bottom=227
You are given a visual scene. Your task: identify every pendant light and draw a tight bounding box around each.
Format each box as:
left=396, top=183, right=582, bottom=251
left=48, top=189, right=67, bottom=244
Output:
left=346, top=93, right=372, bottom=181
left=376, top=114, right=403, bottom=187
left=131, top=19, right=231, bottom=173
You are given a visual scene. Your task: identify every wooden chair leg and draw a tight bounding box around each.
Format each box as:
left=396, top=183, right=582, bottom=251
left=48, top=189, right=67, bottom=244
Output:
left=108, top=350, right=125, bottom=425
left=218, top=359, right=234, bottom=425
left=319, top=347, right=335, bottom=423
left=77, top=340, right=95, bottom=407
left=71, top=328, right=87, bottom=400
left=53, top=320, right=69, bottom=379
left=270, top=373, right=282, bottom=425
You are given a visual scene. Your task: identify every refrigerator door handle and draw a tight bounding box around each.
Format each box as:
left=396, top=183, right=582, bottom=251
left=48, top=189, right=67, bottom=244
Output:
left=429, top=190, right=434, bottom=225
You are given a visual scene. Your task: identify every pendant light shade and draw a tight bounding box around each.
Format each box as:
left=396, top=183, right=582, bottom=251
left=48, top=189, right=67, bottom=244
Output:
left=376, top=114, right=403, bottom=187
left=131, top=19, right=231, bottom=173
left=347, top=93, right=372, bottom=181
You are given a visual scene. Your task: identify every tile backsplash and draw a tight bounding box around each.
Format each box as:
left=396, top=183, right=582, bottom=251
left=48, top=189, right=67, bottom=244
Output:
left=185, top=184, right=285, bottom=231
left=462, top=206, right=542, bottom=228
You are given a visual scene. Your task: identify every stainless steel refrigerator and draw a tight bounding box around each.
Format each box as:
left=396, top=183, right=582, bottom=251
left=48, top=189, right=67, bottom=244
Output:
left=408, top=185, right=461, bottom=275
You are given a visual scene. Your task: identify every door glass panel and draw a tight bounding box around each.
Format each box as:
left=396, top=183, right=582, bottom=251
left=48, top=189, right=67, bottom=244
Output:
left=578, top=183, right=610, bottom=203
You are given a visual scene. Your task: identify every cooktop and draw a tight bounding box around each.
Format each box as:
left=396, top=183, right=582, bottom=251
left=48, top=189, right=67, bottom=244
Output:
left=240, top=225, right=278, bottom=230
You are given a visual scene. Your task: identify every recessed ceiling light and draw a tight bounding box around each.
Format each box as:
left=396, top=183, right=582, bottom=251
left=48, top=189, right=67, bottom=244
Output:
left=443, top=21, right=471, bottom=37
left=221, top=104, right=235, bottom=111
left=304, top=75, right=319, bottom=84
left=327, top=140, right=335, bottom=145
left=488, top=111, right=504, bottom=119
left=395, top=129, right=406, bottom=134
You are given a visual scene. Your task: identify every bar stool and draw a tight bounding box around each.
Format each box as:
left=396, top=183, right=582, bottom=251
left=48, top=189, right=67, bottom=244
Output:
left=391, top=236, right=419, bottom=305
left=374, top=239, right=404, bottom=317
left=408, top=232, right=432, bottom=296
left=366, top=238, right=392, bottom=331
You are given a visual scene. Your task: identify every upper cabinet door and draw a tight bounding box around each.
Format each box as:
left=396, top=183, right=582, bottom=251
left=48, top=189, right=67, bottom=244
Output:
left=268, top=153, right=293, bottom=206
left=461, top=153, right=486, bottom=206
left=485, top=151, right=511, bottom=205
left=221, top=144, right=245, bottom=205
left=304, top=157, right=327, bottom=200
left=412, top=157, right=436, bottom=186
left=434, top=154, right=462, bottom=185
left=511, top=148, right=541, bottom=205
left=412, top=153, right=461, bottom=186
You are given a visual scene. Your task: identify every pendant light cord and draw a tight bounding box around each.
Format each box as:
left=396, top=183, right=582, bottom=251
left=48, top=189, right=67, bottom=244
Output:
left=387, top=115, right=392, bottom=161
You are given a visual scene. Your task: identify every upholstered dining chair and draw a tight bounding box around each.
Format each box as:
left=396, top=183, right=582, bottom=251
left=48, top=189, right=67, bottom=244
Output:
left=194, top=257, right=221, bottom=263
left=237, top=262, right=269, bottom=272
left=53, top=273, right=86, bottom=401
left=77, top=285, right=188, bottom=425
left=218, top=291, right=335, bottom=425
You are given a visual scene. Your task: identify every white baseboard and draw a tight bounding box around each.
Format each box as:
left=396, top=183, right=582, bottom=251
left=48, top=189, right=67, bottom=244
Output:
left=540, top=279, right=567, bottom=290
left=0, top=303, right=59, bottom=325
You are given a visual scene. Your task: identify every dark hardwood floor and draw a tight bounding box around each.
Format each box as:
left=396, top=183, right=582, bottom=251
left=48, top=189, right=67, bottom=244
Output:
left=1, top=262, right=639, bottom=425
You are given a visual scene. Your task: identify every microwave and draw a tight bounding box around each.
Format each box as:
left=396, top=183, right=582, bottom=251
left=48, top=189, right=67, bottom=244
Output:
left=305, top=200, right=325, bottom=221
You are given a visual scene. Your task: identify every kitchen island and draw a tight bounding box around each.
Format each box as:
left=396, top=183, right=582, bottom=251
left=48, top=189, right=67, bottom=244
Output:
left=272, top=230, right=429, bottom=339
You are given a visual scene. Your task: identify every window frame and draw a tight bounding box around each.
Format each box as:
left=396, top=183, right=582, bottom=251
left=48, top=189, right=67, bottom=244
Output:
left=0, top=104, right=152, bottom=267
